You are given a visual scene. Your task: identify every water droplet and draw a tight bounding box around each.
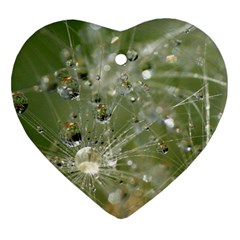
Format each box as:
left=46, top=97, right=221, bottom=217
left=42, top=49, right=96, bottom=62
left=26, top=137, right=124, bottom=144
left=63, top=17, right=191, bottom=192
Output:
left=60, top=48, right=71, bottom=62
left=66, top=58, right=78, bottom=68
left=149, top=135, right=157, bottom=142
left=175, top=126, right=181, bottom=134
left=130, top=96, right=136, bottom=103
left=115, top=54, right=127, bottom=65
left=163, top=116, right=175, bottom=129
left=194, top=90, right=204, bottom=100
left=142, top=174, right=152, bottom=183
left=55, top=69, right=80, bottom=100
left=40, top=74, right=57, bottom=92
left=142, top=69, right=152, bottom=80
left=84, top=80, right=92, bottom=87
left=33, top=85, right=41, bottom=92
left=132, top=115, right=139, bottom=123
left=75, top=147, right=101, bottom=174
left=174, top=39, right=182, bottom=46
left=108, top=189, right=123, bottom=204
left=127, top=160, right=133, bottom=166
left=104, top=65, right=111, bottom=72
left=37, top=126, right=44, bottom=134
left=166, top=54, right=177, bottom=64
left=156, top=141, right=168, bottom=154
left=120, top=73, right=128, bottom=81
left=132, top=164, right=137, bottom=170
left=95, top=104, right=111, bottom=124
left=127, top=49, right=138, bottom=61
left=55, top=158, right=64, bottom=168
left=138, top=80, right=150, bottom=91
left=96, top=74, right=101, bottom=81
left=60, top=122, right=82, bottom=147
left=118, top=78, right=133, bottom=95
left=12, top=92, right=28, bottom=115
left=111, top=36, right=119, bottom=44
left=179, top=139, right=192, bottom=152
left=91, top=91, right=102, bottom=104
left=70, top=112, right=78, bottom=119
left=66, top=59, right=88, bottom=80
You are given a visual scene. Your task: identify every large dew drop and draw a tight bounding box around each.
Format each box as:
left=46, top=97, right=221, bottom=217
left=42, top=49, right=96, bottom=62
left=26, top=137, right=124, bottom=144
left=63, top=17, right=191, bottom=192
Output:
left=74, top=147, right=101, bottom=174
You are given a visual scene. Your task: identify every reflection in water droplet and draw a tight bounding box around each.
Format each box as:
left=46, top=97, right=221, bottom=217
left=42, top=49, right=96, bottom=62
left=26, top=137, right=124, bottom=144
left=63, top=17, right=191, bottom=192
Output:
left=95, top=104, right=111, bottom=124
left=166, top=55, right=177, bottom=63
left=60, top=122, right=82, bottom=147
left=127, top=50, right=138, bottom=61
left=156, top=141, right=169, bottom=154
left=12, top=92, right=28, bottom=115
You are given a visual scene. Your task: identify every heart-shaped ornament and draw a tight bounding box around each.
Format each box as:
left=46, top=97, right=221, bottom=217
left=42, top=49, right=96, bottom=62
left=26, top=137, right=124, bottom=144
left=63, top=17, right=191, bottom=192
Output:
left=12, top=19, right=227, bottom=218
